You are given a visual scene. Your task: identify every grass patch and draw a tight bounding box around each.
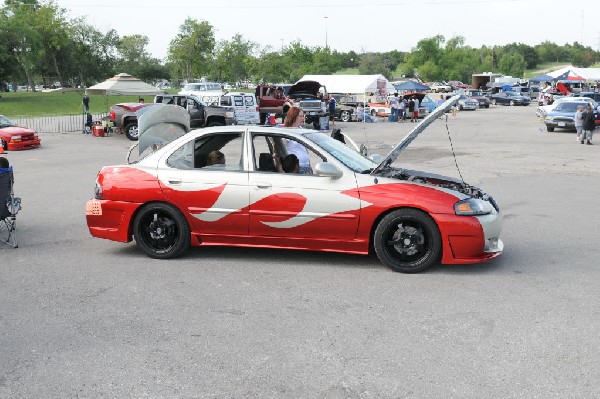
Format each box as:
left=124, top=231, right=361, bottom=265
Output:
left=0, top=89, right=178, bottom=118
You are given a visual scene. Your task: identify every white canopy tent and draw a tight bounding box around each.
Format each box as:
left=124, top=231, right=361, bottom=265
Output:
left=297, top=74, right=396, bottom=97
left=85, top=73, right=163, bottom=96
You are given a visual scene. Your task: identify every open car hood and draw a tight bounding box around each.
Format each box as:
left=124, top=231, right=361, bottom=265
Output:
left=371, top=95, right=459, bottom=175
left=288, top=80, right=322, bottom=97
left=137, top=104, right=190, bottom=156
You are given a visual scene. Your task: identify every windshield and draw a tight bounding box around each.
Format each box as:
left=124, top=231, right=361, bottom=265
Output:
left=0, top=115, right=16, bottom=127
left=304, top=132, right=377, bottom=173
left=555, top=103, right=583, bottom=112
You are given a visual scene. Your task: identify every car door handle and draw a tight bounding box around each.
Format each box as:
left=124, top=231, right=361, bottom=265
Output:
left=255, top=182, right=272, bottom=189
left=168, top=178, right=182, bottom=185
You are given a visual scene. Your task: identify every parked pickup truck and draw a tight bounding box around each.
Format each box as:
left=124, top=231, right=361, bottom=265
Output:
left=255, top=84, right=293, bottom=124
left=284, top=80, right=328, bottom=129
left=110, top=96, right=236, bottom=141
left=154, top=94, right=236, bottom=128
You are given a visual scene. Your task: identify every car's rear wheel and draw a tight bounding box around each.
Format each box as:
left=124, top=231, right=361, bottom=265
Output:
left=125, top=122, right=139, bottom=141
left=133, top=203, right=190, bottom=259
left=370, top=109, right=377, bottom=116
left=459, top=104, right=464, bottom=110
left=340, top=110, right=351, bottom=122
left=373, top=209, right=441, bottom=273
left=546, top=126, right=555, bottom=132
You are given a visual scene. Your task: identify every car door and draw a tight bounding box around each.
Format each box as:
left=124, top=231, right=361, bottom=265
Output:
left=247, top=131, right=361, bottom=241
left=156, top=131, right=250, bottom=236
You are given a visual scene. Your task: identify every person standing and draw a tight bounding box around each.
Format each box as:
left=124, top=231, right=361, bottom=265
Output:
left=328, top=95, right=336, bottom=127
left=581, top=104, right=595, bottom=145
left=408, top=97, right=415, bottom=122
left=398, top=97, right=406, bottom=122
left=574, top=105, right=584, bottom=142
left=390, top=93, right=399, bottom=121
left=413, top=96, right=420, bottom=121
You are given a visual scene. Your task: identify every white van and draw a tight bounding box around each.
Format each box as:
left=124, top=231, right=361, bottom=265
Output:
left=219, top=92, right=260, bottom=125
left=179, top=82, right=223, bottom=98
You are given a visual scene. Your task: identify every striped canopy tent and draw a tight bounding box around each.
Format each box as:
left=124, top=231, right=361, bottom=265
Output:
left=552, top=70, right=585, bottom=81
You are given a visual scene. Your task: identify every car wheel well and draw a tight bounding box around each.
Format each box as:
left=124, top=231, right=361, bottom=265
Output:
left=368, top=206, right=438, bottom=252
left=129, top=200, right=191, bottom=241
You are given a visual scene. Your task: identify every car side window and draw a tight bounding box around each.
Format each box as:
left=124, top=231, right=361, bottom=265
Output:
left=167, top=133, right=244, bottom=171
left=251, top=133, right=324, bottom=174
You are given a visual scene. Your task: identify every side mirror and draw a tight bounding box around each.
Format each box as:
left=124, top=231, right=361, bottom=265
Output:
left=314, top=162, right=343, bottom=178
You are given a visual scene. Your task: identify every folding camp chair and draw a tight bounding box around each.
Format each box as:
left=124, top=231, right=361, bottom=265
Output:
left=0, top=166, right=20, bottom=248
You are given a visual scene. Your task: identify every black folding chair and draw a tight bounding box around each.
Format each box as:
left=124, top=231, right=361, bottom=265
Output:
left=0, top=166, right=20, bottom=248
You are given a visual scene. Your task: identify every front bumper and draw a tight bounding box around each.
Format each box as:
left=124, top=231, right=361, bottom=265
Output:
left=435, top=207, right=503, bottom=265
left=545, top=120, right=575, bottom=130
left=6, top=138, right=41, bottom=151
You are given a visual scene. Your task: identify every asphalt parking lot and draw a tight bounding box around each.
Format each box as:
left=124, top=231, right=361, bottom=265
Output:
left=2, top=105, right=599, bottom=398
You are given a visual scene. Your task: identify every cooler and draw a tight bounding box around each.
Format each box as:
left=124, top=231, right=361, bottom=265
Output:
left=92, top=125, right=105, bottom=137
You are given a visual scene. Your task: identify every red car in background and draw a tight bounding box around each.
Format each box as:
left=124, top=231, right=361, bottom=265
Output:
left=0, top=115, right=41, bottom=151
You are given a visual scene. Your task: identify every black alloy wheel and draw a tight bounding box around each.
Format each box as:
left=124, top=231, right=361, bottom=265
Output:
left=373, top=209, right=441, bottom=273
left=133, top=203, right=190, bottom=259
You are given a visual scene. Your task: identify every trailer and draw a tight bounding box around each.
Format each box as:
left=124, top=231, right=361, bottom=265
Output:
left=472, top=73, right=502, bottom=90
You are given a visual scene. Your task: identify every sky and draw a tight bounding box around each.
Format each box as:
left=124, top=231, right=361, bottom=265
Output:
left=40, top=0, right=600, bottom=60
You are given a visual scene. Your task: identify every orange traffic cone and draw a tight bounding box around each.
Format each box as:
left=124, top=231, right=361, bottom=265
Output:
left=0, top=143, right=5, bottom=154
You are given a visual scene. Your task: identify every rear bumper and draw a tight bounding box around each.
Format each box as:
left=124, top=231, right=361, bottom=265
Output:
left=85, top=199, right=141, bottom=242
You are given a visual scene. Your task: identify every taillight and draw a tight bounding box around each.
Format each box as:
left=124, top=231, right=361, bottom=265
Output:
left=110, top=111, right=115, bottom=120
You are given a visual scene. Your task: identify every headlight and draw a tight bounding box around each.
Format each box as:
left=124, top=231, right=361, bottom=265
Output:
left=454, top=198, right=493, bottom=216
left=11, top=135, right=21, bottom=141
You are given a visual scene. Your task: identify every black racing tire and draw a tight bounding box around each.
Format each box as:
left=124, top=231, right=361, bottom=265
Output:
left=340, top=110, right=351, bottom=122
left=458, top=104, right=464, bottom=110
left=125, top=122, right=139, bottom=141
left=133, top=202, right=190, bottom=259
left=373, top=208, right=441, bottom=273
left=370, top=109, right=377, bottom=116
left=546, top=126, right=555, bottom=132
left=485, top=104, right=490, bottom=108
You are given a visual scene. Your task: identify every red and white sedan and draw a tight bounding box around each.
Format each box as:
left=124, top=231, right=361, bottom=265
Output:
left=86, top=102, right=503, bottom=273
left=0, top=115, right=41, bottom=151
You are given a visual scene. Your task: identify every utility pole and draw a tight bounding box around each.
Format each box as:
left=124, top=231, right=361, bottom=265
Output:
left=324, top=16, right=328, bottom=50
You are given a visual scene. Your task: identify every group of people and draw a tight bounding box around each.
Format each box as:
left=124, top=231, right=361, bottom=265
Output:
left=389, top=93, right=421, bottom=123
left=574, top=104, right=595, bottom=145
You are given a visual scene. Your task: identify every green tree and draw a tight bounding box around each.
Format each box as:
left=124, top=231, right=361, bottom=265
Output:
left=168, top=18, right=215, bottom=81
left=358, top=53, right=392, bottom=78
left=213, top=34, right=255, bottom=84
left=498, top=52, right=526, bottom=76
left=2, top=0, right=43, bottom=89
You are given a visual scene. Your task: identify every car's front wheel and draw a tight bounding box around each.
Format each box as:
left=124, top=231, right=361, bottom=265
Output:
left=340, top=110, right=351, bottom=122
left=492, top=99, right=497, bottom=105
left=133, top=202, right=190, bottom=259
left=546, top=126, right=555, bottom=132
left=373, top=209, right=441, bottom=273
left=125, top=122, right=139, bottom=141
left=509, top=100, right=515, bottom=106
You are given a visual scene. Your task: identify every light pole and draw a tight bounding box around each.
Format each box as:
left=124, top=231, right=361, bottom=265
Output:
left=324, top=16, right=328, bottom=50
